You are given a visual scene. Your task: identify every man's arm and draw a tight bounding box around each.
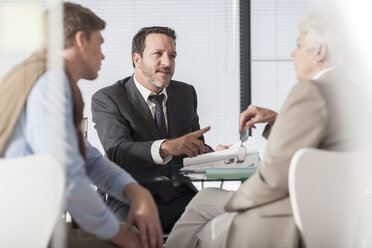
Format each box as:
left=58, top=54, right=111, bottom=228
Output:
left=26, top=72, right=121, bottom=239
left=226, top=82, right=327, bottom=211
left=85, top=140, right=136, bottom=203
left=86, top=124, right=163, bottom=248
left=91, top=89, right=154, bottom=166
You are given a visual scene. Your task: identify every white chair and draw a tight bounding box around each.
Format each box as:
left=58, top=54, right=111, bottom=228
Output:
left=289, top=148, right=370, bottom=248
left=0, top=155, right=65, bottom=248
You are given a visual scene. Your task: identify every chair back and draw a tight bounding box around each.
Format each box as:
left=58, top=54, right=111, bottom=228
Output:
left=0, top=155, right=65, bottom=247
left=288, top=148, right=369, bottom=248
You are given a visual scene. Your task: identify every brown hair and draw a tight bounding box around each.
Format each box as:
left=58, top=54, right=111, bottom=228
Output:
left=131, top=26, right=176, bottom=67
left=63, top=2, right=105, bottom=48
left=44, top=2, right=105, bottom=48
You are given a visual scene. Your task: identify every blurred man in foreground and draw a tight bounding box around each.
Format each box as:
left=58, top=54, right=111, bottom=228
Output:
left=0, top=2, right=162, bottom=248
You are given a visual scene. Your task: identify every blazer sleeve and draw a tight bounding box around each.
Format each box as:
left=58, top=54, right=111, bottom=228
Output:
left=225, top=81, right=327, bottom=211
left=190, top=86, right=213, bottom=151
left=91, top=89, right=154, bottom=168
left=262, top=123, right=272, bottom=139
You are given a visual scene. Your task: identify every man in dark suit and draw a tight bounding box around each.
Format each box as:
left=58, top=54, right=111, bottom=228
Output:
left=91, top=26, right=211, bottom=232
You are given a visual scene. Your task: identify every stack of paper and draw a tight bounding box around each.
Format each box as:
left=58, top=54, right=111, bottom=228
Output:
left=181, top=137, right=260, bottom=173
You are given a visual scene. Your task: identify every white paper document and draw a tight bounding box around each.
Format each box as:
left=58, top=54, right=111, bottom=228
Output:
left=181, top=137, right=260, bottom=173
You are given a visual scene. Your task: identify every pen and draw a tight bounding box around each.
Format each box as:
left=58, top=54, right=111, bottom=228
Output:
left=240, top=127, right=249, bottom=142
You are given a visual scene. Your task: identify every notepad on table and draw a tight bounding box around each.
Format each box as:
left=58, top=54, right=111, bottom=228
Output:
left=181, top=137, right=260, bottom=173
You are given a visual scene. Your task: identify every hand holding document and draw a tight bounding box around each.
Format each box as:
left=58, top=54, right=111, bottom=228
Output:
left=181, top=137, right=259, bottom=173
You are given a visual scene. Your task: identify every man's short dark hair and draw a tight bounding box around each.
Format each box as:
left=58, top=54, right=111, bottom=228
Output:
left=131, top=26, right=176, bottom=67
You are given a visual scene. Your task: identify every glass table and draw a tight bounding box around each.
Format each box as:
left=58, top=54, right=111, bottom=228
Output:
left=136, top=164, right=256, bottom=191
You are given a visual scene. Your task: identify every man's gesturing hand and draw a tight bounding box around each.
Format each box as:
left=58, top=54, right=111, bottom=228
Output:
left=160, top=126, right=211, bottom=158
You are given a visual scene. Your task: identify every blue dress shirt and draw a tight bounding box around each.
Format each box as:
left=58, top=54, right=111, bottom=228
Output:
left=3, top=71, right=136, bottom=239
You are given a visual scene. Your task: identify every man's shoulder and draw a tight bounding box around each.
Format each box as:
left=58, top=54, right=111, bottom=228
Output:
left=93, top=76, right=132, bottom=97
left=291, top=79, right=322, bottom=96
left=284, top=81, right=323, bottom=108
left=168, top=79, right=195, bottom=91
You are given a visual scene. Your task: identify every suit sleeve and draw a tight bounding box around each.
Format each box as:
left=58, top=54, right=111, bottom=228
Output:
left=225, top=81, right=327, bottom=211
left=192, top=87, right=201, bottom=132
left=91, top=90, right=153, bottom=168
left=190, top=86, right=212, bottom=151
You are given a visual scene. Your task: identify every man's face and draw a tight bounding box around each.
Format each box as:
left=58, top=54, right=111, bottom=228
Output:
left=290, top=32, right=318, bottom=80
left=81, top=31, right=105, bottom=80
left=135, top=33, right=176, bottom=90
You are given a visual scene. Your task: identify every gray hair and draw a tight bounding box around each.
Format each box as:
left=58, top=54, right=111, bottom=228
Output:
left=298, top=11, right=342, bottom=65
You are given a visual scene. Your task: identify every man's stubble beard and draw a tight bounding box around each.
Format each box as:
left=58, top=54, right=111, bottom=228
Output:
left=140, top=63, right=171, bottom=90
left=144, top=72, right=171, bottom=89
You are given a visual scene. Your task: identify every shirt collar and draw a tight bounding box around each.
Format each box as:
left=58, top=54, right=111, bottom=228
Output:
left=133, top=73, right=168, bottom=103
left=312, top=66, right=335, bottom=80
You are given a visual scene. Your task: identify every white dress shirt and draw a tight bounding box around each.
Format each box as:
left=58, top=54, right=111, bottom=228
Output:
left=133, top=74, right=172, bottom=164
left=312, top=66, right=335, bottom=80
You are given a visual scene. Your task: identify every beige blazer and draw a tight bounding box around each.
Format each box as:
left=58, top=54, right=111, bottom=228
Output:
left=223, top=69, right=359, bottom=248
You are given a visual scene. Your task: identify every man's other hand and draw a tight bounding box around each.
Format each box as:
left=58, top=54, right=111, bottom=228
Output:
left=239, top=105, right=278, bottom=133
left=109, top=225, right=142, bottom=248
left=124, top=184, right=163, bottom=248
left=215, top=144, right=232, bottom=151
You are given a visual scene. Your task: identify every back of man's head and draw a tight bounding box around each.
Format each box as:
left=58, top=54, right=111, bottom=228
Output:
left=43, top=2, right=105, bottom=49
left=131, top=26, right=176, bottom=67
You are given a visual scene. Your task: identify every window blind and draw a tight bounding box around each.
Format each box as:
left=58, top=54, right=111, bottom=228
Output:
left=250, top=0, right=319, bottom=154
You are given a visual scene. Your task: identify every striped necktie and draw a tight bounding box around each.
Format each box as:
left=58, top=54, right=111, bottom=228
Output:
left=149, top=94, right=168, bottom=139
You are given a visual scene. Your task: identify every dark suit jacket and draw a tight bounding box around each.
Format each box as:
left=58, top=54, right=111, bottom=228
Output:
left=91, top=76, right=205, bottom=195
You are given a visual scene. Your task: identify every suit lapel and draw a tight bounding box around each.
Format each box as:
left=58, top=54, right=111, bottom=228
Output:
left=125, top=77, right=161, bottom=139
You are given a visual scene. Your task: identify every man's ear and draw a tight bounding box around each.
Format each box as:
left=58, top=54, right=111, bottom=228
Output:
left=133, top=52, right=141, bottom=68
left=73, top=31, right=86, bottom=50
left=316, top=44, right=327, bottom=64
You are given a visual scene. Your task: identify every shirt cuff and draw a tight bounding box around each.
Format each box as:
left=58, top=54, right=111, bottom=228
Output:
left=112, top=177, right=137, bottom=205
left=151, top=139, right=172, bottom=164
left=96, top=213, right=120, bottom=239
left=262, top=123, right=272, bottom=139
